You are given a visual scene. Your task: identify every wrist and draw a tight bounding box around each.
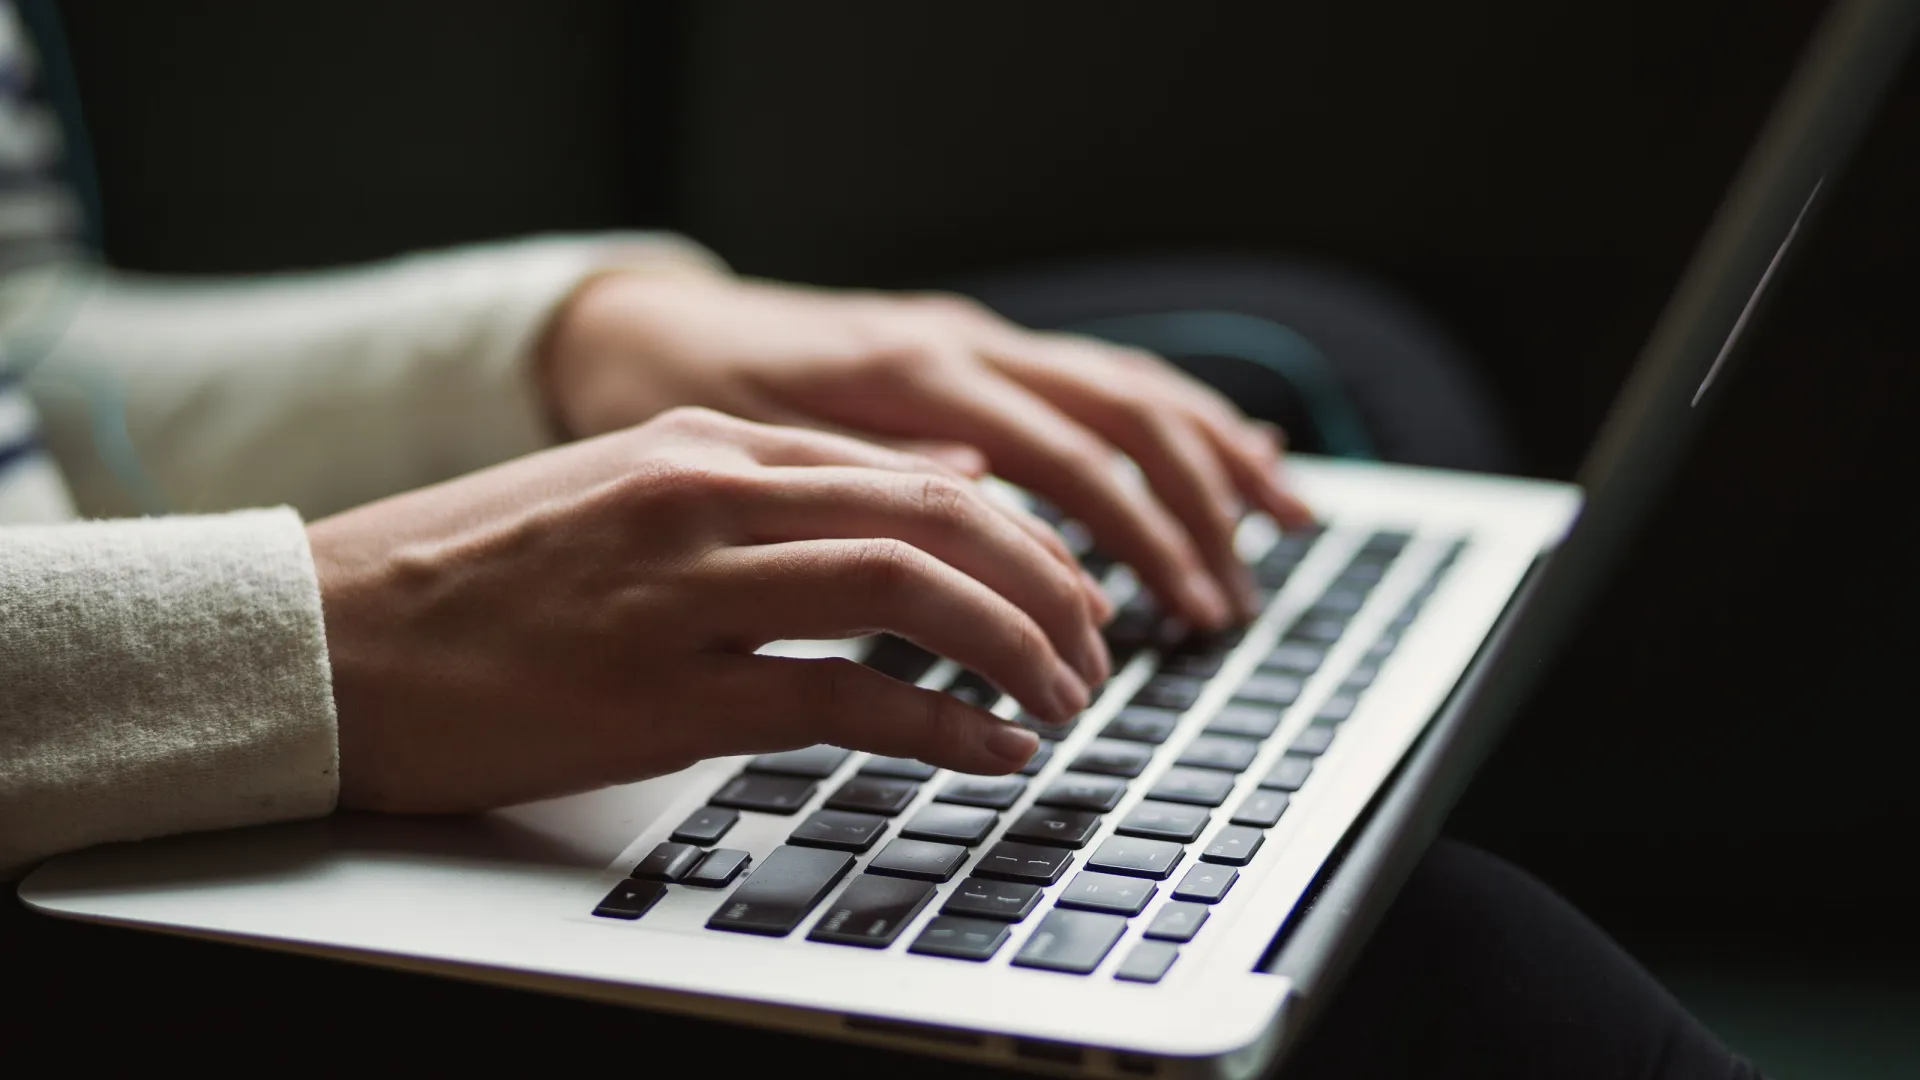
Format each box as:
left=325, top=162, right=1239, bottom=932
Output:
left=535, top=266, right=729, bottom=441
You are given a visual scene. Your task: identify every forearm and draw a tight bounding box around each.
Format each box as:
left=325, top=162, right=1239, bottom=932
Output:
left=21, top=233, right=723, bottom=519
left=0, top=510, right=336, bottom=878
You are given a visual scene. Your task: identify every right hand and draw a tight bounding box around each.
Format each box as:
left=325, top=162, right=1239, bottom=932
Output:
left=308, top=407, right=1112, bottom=814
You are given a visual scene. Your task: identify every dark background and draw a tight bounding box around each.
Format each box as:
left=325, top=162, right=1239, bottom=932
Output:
left=45, top=0, right=1920, bottom=1001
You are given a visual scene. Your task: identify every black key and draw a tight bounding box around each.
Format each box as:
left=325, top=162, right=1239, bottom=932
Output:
left=1290, top=724, right=1337, bottom=757
left=592, top=879, right=666, bottom=920
left=1361, top=530, right=1413, bottom=556
left=1171, top=864, right=1239, bottom=904
left=936, top=774, right=1028, bottom=810
left=789, top=809, right=889, bottom=853
left=808, top=874, right=937, bottom=948
left=706, top=845, right=854, bottom=936
left=711, top=772, right=818, bottom=815
left=1144, top=901, right=1210, bottom=942
left=946, top=669, right=1003, bottom=710
left=975, top=840, right=1074, bottom=885
left=1102, top=706, right=1181, bottom=744
left=866, top=838, right=969, bottom=883
left=859, top=756, right=938, bottom=781
left=1388, top=607, right=1419, bottom=631
left=1206, top=703, right=1281, bottom=739
left=1159, top=649, right=1226, bottom=678
left=1158, top=628, right=1241, bottom=676
left=1364, top=634, right=1399, bottom=662
left=1004, top=806, right=1103, bottom=849
left=1086, top=836, right=1185, bottom=880
left=1202, top=825, right=1266, bottom=866
left=1231, top=790, right=1291, bottom=828
left=1315, top=586, right=1371, bottom=614
left=1261, top=642, right=1326, bottom=675
left=1114, top=941, right=1180, bottom=984
left=749, top=745, right=852, bottom=779
left=1316, top=694, right=1359, bottom=724
left=864, top=634, right=939, bottom=684
left=1132, top=674, right=1207, bottom=711
left=1057, top=870, right=1158, bottom=916
left=1340, top=663, right=1381, bottom=692
left=1103, top=600, right=1177, bottom=658
left=1146, top=767, right=1237, bottom=807
left=1071, top=738, right=1154, bottom=778
left=1017, top=740, right=1055, bottom=776
left=941, top=877, right=1044, bottom=922
left=1177, top=734, right=1261, bottom=773
left=683, top=848, right=752, bottom=888
left=1286, top=615, right=1348, bottom=645
left=1261, top=755, right=1315, bottom=792
left=1339, top=559, right=1390, bottom=585
left=1012, top=909, right=1129, bottom=974
left=900, top=803, right=998, bottom=846
left=909, top=916, right=1011, bottom=961
left=670, top=805, right=739, bottom=846
left=824, top=776, right=919, bottom=816
left=1115, top=800, right=1211, bottom=843
left=1016, top=711, right=1081, bottom=742
left=1236, top=672, right=1304, bottom=708
left=1040, top=775, right=1128, bottom=815
left=632, top=841, right=704, bottom=882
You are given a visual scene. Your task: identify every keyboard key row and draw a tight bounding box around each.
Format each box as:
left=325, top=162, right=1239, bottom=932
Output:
left=604, top=529, right=1460, bottom=985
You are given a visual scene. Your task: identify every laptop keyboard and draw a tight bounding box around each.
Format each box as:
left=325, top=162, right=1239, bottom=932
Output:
left=593, top=525, right=1467, bottom=983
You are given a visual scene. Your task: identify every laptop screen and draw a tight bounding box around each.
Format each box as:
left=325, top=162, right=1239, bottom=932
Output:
left=1421, top=0, right=1917, bottom=799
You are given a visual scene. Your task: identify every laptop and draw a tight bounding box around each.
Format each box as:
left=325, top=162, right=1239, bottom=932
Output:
left=20, top=2, right=1915, bottom=1075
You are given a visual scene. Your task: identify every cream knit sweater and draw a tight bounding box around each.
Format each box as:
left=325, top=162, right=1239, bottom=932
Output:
left=0, top=232, right=721, bottom=876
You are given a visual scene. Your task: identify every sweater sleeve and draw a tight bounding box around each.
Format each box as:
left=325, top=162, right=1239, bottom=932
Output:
left=21, top=232, right=725, bottom=520
left=0, top=508, right=336, bottom=878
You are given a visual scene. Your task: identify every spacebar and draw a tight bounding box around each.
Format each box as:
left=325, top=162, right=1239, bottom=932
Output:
left=706, top=845, right=854, bottom=937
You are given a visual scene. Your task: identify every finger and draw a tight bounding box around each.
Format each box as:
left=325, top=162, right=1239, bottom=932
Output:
left=698, top=538, right=1092, bottom=723
left=691, top=655, right=1041, bottom=775
left=983, top=350, right=1260, bottom=618
left=738, top=468, right=1110, bottom=683
left=890, top=440, right=990, bottom=477
left=1197, top=418, right=1318, bottom=530
left=717, top=411, right=1108, bottom=619
left=720, top=414, right=974, bottom=477
left=1017, top=335, right=1316, bottom=529
left=905, top=368, right=1233, bottom=628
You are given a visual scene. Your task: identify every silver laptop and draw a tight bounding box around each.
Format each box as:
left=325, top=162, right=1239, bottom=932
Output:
left=21, top=3, right=1914, bottom=1075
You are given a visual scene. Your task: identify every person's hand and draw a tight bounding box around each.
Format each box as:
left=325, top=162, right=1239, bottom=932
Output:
left=309, top=407, right=1110, bottom=813
left=538, top=274, right=1316, bottom=629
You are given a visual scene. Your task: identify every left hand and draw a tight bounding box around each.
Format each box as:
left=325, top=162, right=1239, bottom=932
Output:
left=538, top=273, right=1316, bottom=628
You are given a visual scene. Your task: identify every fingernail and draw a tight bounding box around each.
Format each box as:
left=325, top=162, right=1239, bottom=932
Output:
left=1186, top=572, right=1232, bottom=629
left=1050, top=663, right=1091, bottom=721
left=987, top=723, right=1041, bottom=768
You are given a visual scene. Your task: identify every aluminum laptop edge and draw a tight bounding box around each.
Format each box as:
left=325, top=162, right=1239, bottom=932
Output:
left=20, top=2, right=1916, bottom=1076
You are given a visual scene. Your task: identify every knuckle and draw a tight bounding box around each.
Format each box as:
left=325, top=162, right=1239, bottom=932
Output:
left=912, top=475, right=975, bottom=532
left=610, top=459, right=754, bottom=520
left=921, top=690, right=973, bottom=752
left=911, top=290, right=992, bottom=320
left=1009, top=613, right=1051, bottom=673
left=844, top=537, right=925, bottom=597
left=651, top=404, right=730, bottom=434
left=859, top=343, right=948, bottom=387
